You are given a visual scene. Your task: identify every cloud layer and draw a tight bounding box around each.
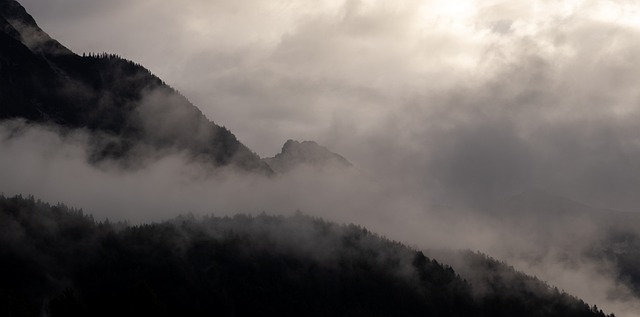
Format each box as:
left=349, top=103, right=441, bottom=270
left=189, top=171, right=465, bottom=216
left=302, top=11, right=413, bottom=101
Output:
left=6, top=1, right=640, bottom=316
left=18, top=0, right=640, bottom=211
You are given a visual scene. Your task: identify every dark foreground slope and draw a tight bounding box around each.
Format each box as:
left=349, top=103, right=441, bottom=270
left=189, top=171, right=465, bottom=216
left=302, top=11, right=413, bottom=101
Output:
left=429, top=249, right=618, bottom=317
left=0, top=0, right=269, bottom=172
left=0, top=195, right=612, bottom=317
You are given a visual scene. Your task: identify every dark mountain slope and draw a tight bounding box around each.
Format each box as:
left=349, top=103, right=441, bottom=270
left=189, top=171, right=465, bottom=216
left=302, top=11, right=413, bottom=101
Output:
left=0, top=194, right=613, bottom=317
left=0, top=0, right=71, bottom=55
left=429, top=249, right=616, bottom=317
left=0, top=16, right=66, bottom=122
left=0, top=0, right=270, bottom=172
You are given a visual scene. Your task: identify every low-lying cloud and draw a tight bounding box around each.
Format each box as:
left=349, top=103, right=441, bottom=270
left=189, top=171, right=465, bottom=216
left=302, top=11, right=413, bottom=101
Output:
left=2, top=118, right=640, bottom=316
left=6, top=0, right=640, bottom=316
left=20, top=0, right=640, bottom=211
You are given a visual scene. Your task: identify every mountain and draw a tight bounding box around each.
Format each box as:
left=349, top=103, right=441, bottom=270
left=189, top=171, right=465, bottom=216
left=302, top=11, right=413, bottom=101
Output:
left=0, top=0, right=270, bottom=173
left=428, top=249, right=615, bottom=316
left=489, top=189, right=640, bottom=300
left=263, top=140, right=352, bottom=173
left=0, top=0, right=71, bottom=55
left=588, top=227, right=640, bottom=297
left=0, top=194, right=613, bottom=317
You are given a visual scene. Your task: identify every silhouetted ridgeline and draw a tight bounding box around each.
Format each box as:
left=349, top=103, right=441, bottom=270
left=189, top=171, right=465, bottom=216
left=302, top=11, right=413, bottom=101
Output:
left=0, top=0, right=270, bottom=172
left=0, top=194, right=613, bottom=317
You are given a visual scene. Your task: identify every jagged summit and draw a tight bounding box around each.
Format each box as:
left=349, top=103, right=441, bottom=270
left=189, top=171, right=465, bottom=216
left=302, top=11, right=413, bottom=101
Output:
left=264, top=139, right=352, bottom=173
left=0, top=0, right=271, bottom=173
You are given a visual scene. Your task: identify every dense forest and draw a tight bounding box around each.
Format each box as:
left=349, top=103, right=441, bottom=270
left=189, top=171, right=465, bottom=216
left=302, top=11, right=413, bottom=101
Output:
left=0, top=194, right=613, bottom=317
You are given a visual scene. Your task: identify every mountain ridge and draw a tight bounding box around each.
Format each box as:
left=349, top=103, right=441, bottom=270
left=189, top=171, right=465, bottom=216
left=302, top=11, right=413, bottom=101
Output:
left=0, top=0, right=71, bottom=55
left=263, top=139, right=352, bottom=173
left=0, top=0, right=271, bottom=173
left=0, top=193, right=614, bottom=317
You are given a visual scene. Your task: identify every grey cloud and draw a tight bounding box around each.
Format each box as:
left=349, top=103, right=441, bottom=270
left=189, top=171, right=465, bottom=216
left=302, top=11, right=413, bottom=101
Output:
left=2, top=117, right=640, bottom=315
left=6, top=0, right=640, bottom=315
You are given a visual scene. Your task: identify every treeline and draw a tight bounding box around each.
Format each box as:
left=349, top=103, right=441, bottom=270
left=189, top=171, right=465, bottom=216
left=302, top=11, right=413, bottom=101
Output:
left=82, top=52, right=124, bottom=59
left=0, top=194, right=614, bottom=317
left=80, top=51, right=169, bottom=87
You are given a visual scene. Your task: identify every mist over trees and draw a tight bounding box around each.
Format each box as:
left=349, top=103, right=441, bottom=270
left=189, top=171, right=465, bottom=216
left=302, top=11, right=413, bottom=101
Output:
left=3, top=0, right=640, bottom=316
left=0, top=194, right=614, bottom=317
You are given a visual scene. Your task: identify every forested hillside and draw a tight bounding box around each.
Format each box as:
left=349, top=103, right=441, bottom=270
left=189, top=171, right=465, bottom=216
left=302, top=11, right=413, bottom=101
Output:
left=0, top=195, right=613, bottom=317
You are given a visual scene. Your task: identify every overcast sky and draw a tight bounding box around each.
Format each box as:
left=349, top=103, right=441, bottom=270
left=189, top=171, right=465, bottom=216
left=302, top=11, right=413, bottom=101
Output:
left=16, top=0, right=640, bottom=211
left=6, top=2, right=640, bottom=314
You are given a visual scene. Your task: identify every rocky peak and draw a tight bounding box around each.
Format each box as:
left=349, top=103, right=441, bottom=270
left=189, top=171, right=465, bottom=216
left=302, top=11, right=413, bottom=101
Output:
left=264, top=140, right=352, bottom=173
